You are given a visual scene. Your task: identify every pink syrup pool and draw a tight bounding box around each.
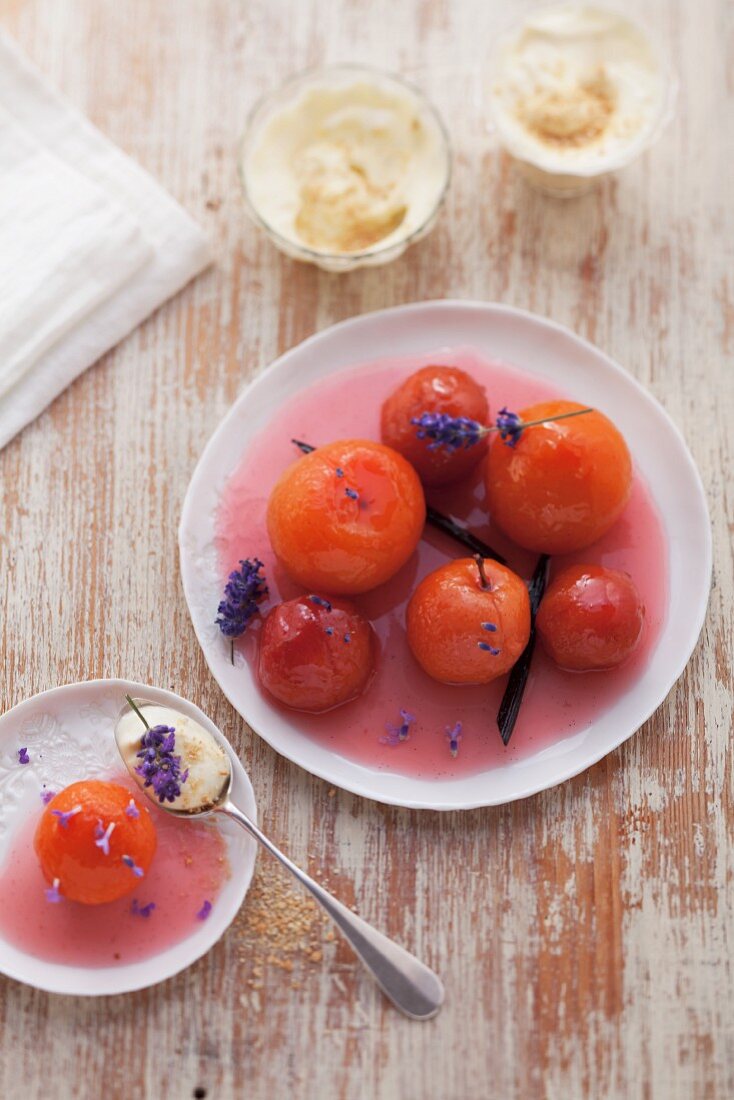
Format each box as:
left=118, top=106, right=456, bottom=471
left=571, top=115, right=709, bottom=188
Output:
left=0, top=776, right=229, bottom=967
left=215, top=347, right=668, bottom=780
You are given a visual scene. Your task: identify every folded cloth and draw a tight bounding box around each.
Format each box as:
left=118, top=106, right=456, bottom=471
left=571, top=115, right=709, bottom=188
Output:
left=0, top=30, right=212, bottom=450
left=0, top=107, right=151, bottom=401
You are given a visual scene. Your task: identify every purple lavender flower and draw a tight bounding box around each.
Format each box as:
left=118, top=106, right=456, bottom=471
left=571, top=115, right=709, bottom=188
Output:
left=94, top=820, right=116, bottom=856
left=125, top=798, right=140, bottom=820
left=324, top=626, right=335, bottom=637
left=478, top=622, right=501, bottom=656
left=413, top=406, right=594, bottom=455
left=381, top=709, right=416, bottom=746
left=309, top=595, right=332, bottom=612
left=445, top=722, right=463, bottom=758
left=197, top=899, right=212, bottom=921
left=335, top=467, right=345, bottom=479
left=122, top=854, right=145, bottom=878
left=411, top=412, right=484, bottom=453
left=345, top=487, right=359, bottom=501
left=40, top=790, right=57, bottom=805
left=131, top=899, right=156, bottom=918
left=17, top=747, right=29, bottom=765
left=381, top=727, right=402, bottom=747
left=216, top=558, right=268, bottom=639
left=343, top=633, right=351, bottom=644
left=51, top=804, right=82, bottom=829
left=135, top=724, right=189, bottom=803
left=45, top=878, right=62, bottom=904
left=495, top=407, right=523, bottom=447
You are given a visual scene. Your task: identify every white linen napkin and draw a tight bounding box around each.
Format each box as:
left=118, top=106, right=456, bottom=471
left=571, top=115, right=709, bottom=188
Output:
left=0, top=30, right=212, bottom=450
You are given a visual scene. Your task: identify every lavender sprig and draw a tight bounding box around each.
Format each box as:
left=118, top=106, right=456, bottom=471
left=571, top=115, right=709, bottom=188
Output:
left=411, top=406, right=594, bottom=453
left=445, top=722, right=463, bottom=758
left=94, top=820, right=116, bottom=856
left=216, top=558, right=268, bottom=662
left=309, top=595, right=332, bottom=611
left=125, top=695, right=150, bottom=730
left=131, top=899, right=156, bottom=918
left=478, top=620, right=501, bottom=657
left=495, top=407, right=523, bottom=447
left=134, top=724, right=189, bottom=804
left=51, top=804, right=82, bottom=828
left=412, top=412, right=484, bottom=453
left=380, top=709, right=416, bottom=746
left=122, top=854, right=145, bottom=878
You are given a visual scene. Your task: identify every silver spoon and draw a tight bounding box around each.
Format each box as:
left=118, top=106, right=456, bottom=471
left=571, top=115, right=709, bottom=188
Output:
left=114, top=698, right=444, bottom=1021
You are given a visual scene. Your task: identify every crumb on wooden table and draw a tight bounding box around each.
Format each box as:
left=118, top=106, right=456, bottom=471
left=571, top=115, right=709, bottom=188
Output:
left=235, top=858, right=337, bottom=985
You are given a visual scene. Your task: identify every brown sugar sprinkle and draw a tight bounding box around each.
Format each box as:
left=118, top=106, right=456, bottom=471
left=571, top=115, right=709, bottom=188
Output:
left=519, top=68, right=616, bottom=148
left=235, top=857, right=333, bottom=979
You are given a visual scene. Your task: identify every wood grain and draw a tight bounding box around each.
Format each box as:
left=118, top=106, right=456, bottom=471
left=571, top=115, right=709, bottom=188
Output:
left=0, top=1, right=732, bottom=1097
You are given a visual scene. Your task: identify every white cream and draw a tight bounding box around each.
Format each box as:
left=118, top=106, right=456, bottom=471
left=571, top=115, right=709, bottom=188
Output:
left=117, top=705, right=230, bottom=814
left=489, top=5, right=669, bottom=175
left=243, top=75, right=449, bottom=256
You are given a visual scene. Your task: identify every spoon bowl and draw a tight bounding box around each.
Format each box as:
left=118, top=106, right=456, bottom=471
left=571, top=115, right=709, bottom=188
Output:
left=115, top=695, right=234, bottom=816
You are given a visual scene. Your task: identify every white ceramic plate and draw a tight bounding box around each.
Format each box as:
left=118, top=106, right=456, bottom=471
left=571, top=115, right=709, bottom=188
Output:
left=179, top=300, right=711, bottom=811
left=0, top=679, right=257, bottom=995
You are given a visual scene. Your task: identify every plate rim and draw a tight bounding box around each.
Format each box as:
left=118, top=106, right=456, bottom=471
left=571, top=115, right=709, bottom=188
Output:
left=179, top=299, right=712, bottom=811
left=0, top=677, right=258, bottom=996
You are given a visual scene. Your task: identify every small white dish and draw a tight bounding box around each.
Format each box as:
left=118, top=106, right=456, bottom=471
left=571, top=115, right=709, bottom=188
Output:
left=486, top=4, right=677, bottom=196
left=0, top=679, right=257, bottom=995
left=179, top=300, right=711, bottom=810
left=238, top=64, right=452, bottom=271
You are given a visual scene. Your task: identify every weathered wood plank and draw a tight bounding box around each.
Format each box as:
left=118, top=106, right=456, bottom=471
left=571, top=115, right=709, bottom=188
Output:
left=0, top=0, right=732, bottom=1097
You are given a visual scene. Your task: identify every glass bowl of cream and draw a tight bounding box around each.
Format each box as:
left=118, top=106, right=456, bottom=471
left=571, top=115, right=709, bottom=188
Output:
left=487, top=4, right=676, bottom=196
left=239, top=65, right=452, bottom=271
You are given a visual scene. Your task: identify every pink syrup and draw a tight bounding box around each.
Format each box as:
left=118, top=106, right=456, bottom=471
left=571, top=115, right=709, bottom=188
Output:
left=0, top=776, right=229, bottom=967
left=215, top=347, right=668, bottom=779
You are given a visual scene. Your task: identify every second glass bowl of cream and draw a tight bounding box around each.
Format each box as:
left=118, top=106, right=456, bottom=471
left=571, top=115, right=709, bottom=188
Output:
left=487, top=4, right=676, bottom=196
left=239, top=65, right=452, bottom=271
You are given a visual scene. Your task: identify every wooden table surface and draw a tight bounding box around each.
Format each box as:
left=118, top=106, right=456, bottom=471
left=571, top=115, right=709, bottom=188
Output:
left=0, top=1, right=732, bottom=1097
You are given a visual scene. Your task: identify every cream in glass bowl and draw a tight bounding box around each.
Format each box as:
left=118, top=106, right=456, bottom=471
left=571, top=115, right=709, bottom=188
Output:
left=488, top=4, right=676, bottom=195
left=239, top=65, right=451, bottom=271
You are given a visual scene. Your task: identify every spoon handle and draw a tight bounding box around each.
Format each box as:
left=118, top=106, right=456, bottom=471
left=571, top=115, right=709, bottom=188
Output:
left=220, top=800, right=444, bottom=1021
